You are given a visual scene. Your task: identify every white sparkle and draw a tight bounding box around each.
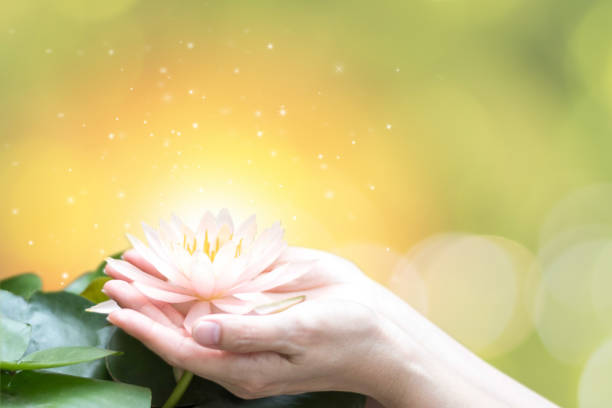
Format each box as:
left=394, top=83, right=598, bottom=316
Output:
left=324, top=190, right=335, bottom=200
left=256, top=130, right=263, bottom=138
left=386, top=123, right=392, bottom=130
left=188, top=89, right=195, bottom=95
left=187, top=42, right=195, bottom=49
left=395, top=67, right=400, bottom=72
left=67, top=196, right=75, bottom=205
left=114, top=116, right=119, bottom=121
left=317, top=153, right=324, bottom=160
left=270, top=150, right=277, bottom=157
left=108, top=49, right=115, bottom=56
left=351, top=140, right=356, bottom=145
left=57, top=112, right=65, bottom=119
left=61, top=272, right=69, bottom=279
left=267, top=42, right=274, bottom=50
left=385, top=247, right=390, bottom=252
left=192, top=122, right=199, bottom=129
left=28, top=240, right=34, bottom=246
left=143, top=120, right=148, bottom=125
left=335, top=65, right=344, bottom=73
left=292, top=215, right=297, bottom=221
left=160, top=67, right=168, bottom=74
left=279, top=106, right=287, bottom=116
left=117, top=191, right=125, bottom=199
left=233, top=67, right=240, bottom=74
left=108, top=133, right=115, bottom=140
left=254, top=110, right=262, bottom=117
left=336, top=155, right=341, bottom=160
left=369, top=184, right=376, bottom=191
left=11, top=208, right=19, bottom=215
left=93, top=223, right=99, bottom=229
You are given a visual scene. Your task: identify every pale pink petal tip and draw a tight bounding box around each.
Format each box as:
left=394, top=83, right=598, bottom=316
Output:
left=86, top=299, right=121, bottom=314
left=183, top=301, right=212, bottom=334
left=253, top=295, right=306, bottom=315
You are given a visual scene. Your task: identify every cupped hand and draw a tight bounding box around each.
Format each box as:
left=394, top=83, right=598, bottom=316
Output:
left=104, top=247, right=412, bottom=406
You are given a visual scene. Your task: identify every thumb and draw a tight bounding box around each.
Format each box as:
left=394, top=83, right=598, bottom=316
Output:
left=192, top=314, right=296, bottom=354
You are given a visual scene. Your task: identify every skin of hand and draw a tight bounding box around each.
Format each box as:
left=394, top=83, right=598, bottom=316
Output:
left=104, top=247, right=558, bottom=408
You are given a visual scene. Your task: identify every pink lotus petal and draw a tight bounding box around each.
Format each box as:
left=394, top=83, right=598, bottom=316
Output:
left=253, top=295, right=306, bottom=315
left=233, top=292, right=271, bottom=304
left=211, top=242, right=244, bottom=294
left=239, top=238, right=287, bottom=282
left=86, top=299, right=120, bottom=314
left=235, top=214, right=257, bottom=245
left=214, top=256, right=247, bottom=296
left=132, top=282, right=197, bottom=303
left=106, top=258, right=192, bottom=294
left=217, top=208, right=234, bottom=234
left=171, top=213, right=194, bottom=237
left=127, top=233, right=191, bottom=288
left=183, top=301, right=211, bottom=334
left=191, top=255, right=215, bottom=299
left=212, top=296, right=256, bottom=314
left=232, top=261, right=314, bottom=294
left=196, top=211, right=217, bottom=236
left=142, top=222, right=172, bottom=263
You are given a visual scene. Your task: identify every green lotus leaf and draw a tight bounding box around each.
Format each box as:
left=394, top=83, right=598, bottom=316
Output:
left=1, top=346, right=120, bottom=370
left=65, top=251, right=123, bottom=295
left=80, top=276, right=112, bottom=304
left=25, top=291, right=114, bottom=378
left=64, top=271, right=99, bottom=295
left=0, top=273, right=42, bottom=300
left=0, top=317, right=31, bottom=362
left=0, top=289, right=29, bottom=322
left=106, top=328, right=218, bottom=407
left=0, top=370, right=151, bottom=408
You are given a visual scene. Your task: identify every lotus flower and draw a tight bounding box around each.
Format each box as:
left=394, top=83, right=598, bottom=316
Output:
left=88, top=210, right=311, bottom=332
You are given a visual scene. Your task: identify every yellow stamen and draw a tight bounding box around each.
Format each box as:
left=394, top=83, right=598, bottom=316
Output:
left=235, top=238, right=243, bottom=257
left=204, top=230, right=210, bottom=255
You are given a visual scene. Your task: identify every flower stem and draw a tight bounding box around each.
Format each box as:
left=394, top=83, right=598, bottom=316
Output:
left=161, top=370, right=194, bottom=408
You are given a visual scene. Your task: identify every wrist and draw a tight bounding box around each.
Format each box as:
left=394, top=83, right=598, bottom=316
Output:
left=352, top=315, right=420, bottom=408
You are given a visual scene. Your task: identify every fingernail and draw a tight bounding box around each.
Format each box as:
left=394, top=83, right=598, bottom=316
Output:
left=193, top=321, right=220, bottom=346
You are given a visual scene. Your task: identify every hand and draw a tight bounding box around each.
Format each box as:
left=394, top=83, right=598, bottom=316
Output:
left=104, top=247, right=557, bottom=407
left=104, top=247, right=413, bottom=405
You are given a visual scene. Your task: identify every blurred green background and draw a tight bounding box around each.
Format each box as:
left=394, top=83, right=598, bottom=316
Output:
left=3, top=1, right=612, bottom=406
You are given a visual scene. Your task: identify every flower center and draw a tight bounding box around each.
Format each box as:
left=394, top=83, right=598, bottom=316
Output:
left=182, top=231, right=243, bottom=261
